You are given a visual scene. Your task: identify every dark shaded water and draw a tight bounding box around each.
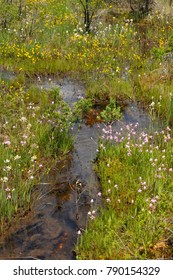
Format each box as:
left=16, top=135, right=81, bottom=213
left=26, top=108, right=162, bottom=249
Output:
left=0, top=75, right=155, bottom=259
left=0, top=69, right=16, bottom=81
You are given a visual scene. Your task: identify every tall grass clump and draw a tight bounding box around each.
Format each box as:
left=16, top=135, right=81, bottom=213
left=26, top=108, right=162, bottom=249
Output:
left=76, top=122, right=173, bottom=259
left=0, top=78, right=73, bottom=230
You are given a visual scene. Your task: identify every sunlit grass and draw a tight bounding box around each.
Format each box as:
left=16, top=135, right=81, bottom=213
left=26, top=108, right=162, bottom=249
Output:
left=0, top=1, right=172, bottom=122
left=76, top=123, right=173, bottom=259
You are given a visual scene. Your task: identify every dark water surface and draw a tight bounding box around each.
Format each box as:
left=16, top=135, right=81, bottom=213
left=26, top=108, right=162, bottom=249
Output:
left=0, top=76, right=155, bottom=259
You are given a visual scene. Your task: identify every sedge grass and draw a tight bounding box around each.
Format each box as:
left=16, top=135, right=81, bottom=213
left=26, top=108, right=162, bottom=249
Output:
left=76, top=123, right=173, bottom=259
left=0, top=78, right=73, bottom=230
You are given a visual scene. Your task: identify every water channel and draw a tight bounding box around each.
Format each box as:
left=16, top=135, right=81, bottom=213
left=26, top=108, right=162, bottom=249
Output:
left=0, top=74, right=155, bottom=259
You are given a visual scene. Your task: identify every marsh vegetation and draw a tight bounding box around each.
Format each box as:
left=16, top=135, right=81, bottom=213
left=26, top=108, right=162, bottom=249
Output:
left=0, top=0, right=173, bottom=259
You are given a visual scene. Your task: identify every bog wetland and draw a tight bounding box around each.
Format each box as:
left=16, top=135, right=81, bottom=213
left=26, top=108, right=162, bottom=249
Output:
left=0, top=74, right=158, bottom=259
left=0, top=0, right=173, bottom=260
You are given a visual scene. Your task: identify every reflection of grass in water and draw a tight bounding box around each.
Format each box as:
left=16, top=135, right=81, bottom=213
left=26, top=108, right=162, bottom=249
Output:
left=76, top=122, right=173, bottom=259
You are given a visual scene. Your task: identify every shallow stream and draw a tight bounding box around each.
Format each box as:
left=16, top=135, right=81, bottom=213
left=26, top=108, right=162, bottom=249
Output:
left=0, top=74, right=155, bottom=259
